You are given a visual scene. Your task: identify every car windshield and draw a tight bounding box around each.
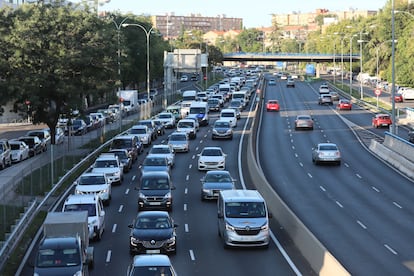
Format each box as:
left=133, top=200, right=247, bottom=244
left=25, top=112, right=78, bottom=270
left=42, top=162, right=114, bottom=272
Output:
left=158, top=114, right=172, bottom=119
left=215, top=122, right=230, bottom=128
left=28, top=132, right=44, bottom=138
left=169, top=135, right=186, bottom=141
left=151, top=148, right=170, bottom=154
left=94, top=160, right=118, bottom=168
left=64, top=203, right=96, bottom=216
left=268, top=101, right=278, bottom=104
left=225, top=202, right=266, bottom=218
left=297, top=116, right=310, bottom=120
left=20, top=138, right=34, bottom=146
left=221, top=112, right=234, bottom=118
left=112, top=139, right=132, bottom=148
left=201, top=149, right=222, bottom=156
left=112, top=151, right=128, bottom=159
left=36, top=248, right=80, bottom=268
left=141, top=177, right=170, bottom=190
left=10, top=144, right=21, bottom=150
left=204, top=173, right=231, bottom=183
left=130, top=128, right=146, bottom=134
left=72, top=120, right=83, bottom=126
left=79, top=175, right=106, bottom=185
left=135, top=216, right=172, bottom=229
left=143, top=158, right=167, bottom=166
left=178, top=121, right=193, bottom=128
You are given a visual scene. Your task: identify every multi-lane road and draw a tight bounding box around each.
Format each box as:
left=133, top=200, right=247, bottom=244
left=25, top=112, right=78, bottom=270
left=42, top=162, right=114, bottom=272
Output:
left=10, top=74, right=414, bottom=275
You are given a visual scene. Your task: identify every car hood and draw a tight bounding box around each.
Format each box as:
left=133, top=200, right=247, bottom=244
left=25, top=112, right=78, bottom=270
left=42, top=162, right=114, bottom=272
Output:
left=199, top=156, right=225, bottom=162
left=169, top=141, right=187, bottom=146
left=141, top=166, right=169, bottom=173
left=34, top=266, right=82, bottom=276
left=132, top=228, right=173, bottom=240
left=202, top=182, right=234, bottom=190
left=148, top=154, right=173, bottom=161
left=214, top=127, right=231, bottom=132
left=91, top=168, right=120, bottom=174
left=76, top=184, right=108, bottom=193
left=140, top=189, right=170, bottom=196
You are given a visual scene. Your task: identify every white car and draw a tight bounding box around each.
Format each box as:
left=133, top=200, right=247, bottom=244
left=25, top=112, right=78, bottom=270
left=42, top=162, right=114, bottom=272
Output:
left=53, top=127, right=65, bottom=144
left=177, top=118, right=197, bottom=139
left=74, top=172, right=112, bottom=205
left=198, top=146, right=227, bottom=171
left=129, top=125, right=152, bottom=146
left=156, top=112, right=176, bottom=129
left=9, top=140, right=30, bottom=163
left=91, top=153, right=123, bottom=185
left=148, top=144, right=175, bottom=168
left=220, top=108, right=237, bottom=128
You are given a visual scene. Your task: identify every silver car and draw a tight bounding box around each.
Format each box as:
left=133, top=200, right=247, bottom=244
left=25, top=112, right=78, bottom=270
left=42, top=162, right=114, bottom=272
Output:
left=148, top=144, right=175, bottom=168
left=312, top=143, right=341, bottom=165
left=168, top=132, right=189, bottom=153
left=200, top=170, right=236, bottom=200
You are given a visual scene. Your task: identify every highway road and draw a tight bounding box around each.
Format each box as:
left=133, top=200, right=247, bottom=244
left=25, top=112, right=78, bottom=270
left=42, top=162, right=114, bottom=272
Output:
left=258, top=75, right=414, bottom=275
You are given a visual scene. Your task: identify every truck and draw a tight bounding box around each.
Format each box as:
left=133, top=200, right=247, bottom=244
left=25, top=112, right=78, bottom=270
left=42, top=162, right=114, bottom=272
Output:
left=116, top=90, right=139, bottom=115
left=33, top=211, right=94, bottom=275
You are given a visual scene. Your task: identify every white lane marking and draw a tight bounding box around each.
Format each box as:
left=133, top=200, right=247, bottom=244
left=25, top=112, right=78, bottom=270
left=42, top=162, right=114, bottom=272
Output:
left=393, top=202, right=402, bottom=209
left=195, top=146, right=199, bottom=151
left=371, top=186, right=380, bottom=192
left=186, top=175, right=189, bottom=181
left=336, top=201, right=343, bottom=208
left=199, top=140, right=203, bottom=144
left=299, top=162, right=304, bottom=167
left=184, top=188, right=188, bottom=194
left=344, top=163, right=349, bottom=168
left=185, top=223, right=189, bottom=232
left=320, top=186, right=326, bottom=192
left=106, top=250, right=112, bottom=262
left=189, top=164, right=192, bottom=169
left=357, top=220, right=367, bottom=229
left=189, top=250, right=195, bottom=261
left=183, top=204, right=187, bottom=211
left=307, top=173, right=312, bottom=178
left=112, top=224, right=117, bottom=233
left=384, top=244, right=398, bottom=255
left=132, top=175, right=136, bottom=181
left=118, top=205, right=123, bottom=213
left=356, top=174, right=362, bottom=179
left=125, top=188, right=129, bottom=195
left=294, top=153, right=298, bottom=158
left=192, top=155, right=195, bottom=159
left=291, top=145, right=295, bottom=150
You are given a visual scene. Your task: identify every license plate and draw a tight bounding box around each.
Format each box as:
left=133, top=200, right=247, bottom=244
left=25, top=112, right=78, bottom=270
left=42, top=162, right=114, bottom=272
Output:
left=149, top=202, right=161, bottom=205
left=146, top=249, right=160, bottom=254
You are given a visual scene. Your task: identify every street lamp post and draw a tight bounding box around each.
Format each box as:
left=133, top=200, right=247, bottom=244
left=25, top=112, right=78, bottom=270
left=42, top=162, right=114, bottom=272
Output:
left=357, top=31, right=368, bottom=100
left=349, top=34, right=358, bottom=97
left=112, top=17, right=129, bottom=90
left=122, top=23, right=154, bottom=102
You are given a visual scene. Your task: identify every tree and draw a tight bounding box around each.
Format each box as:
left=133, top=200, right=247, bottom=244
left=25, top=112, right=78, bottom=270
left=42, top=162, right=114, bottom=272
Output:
left=6, top=3, right=117, bottom=144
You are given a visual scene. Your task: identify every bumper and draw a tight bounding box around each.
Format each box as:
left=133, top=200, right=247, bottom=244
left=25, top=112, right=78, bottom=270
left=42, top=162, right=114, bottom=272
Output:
left=223, top=229, right=270, bottom=248
left=130, top=239, right=176, bottom=254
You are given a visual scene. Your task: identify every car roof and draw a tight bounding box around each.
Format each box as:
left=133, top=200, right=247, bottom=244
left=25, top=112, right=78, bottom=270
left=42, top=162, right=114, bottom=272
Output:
left=64, top=194, right=99, bottom=204
left=132, top=253, right=172, bottom=267
left=141, top=171, right=170, bottom=177
left=202, top=146, right=222, bottom=151
left=317, top=143, right=338, bottom=147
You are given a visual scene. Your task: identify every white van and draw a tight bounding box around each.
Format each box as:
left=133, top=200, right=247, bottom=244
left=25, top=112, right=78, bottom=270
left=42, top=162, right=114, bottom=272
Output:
left=182, top=90, right=197, bottom=102
left=189, top=101, right=209, bottom=126
left=232, top=91, right=249, bottom=108
left=220, top=108, right=237, bottom=128
left=62, top=194, right=106, bottom=241
left=217, top=189, right=270, bottom=248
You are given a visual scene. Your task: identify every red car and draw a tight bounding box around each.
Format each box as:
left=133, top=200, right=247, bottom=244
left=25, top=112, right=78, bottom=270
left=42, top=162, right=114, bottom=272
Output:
left=372, top=114, right=392, bottom=128
left=337, top=99, right=352, bottom=110
left=392, top=93, right=403, bottom=103
left=266, top=100, right=280, bottom=111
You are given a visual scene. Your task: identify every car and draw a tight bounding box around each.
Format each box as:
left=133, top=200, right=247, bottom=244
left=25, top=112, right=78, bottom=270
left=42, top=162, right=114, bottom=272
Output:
left=180, top=75, right=188, bottom=82
left=110, top=135, right=139, bottom=162
left=196, top=91, right=208, bottom=101
left=210, top=94, right=224, bottom=107
left=148, top=144, right=175, bottom=168
left=280, top=73, right=288, bottom=80
left=91, top=153, right=123, bottom=185
left=319, top=84, right=330, bottom=94
left=17, top=136, right=44, bottom=157
left=128, top=211, right=177, bottom=255
left=176, top=118, right=197, bottom=139
left=0, top=139, right=12, bottom=169
left=26, top=129, right=51, bottom=145
left=197, top=146, right=227, bottom=171
left=68, top=119, right=88, bottom=136
left=74, top=172, right=112, bottom=206
left=168, top=132, right=189, bottom=153
left=212, top=119, right=233, bottom=140
left=294, top=115, right=314, bottom=130
left=266, top=100, right=280, bottom=112
left=318, top=94, right=333, bottom=105
left=393, top=93, right=403, bottom=103
left=129, top=125, right=152, bottom=147
left=229, top=99, right=244, bottom=111
left=53, top=127, right=65, bottom=144
left=312, top=143, right=341, bottom=165
left=401, top=88, right=414, bottom=100
left=140, top=155, right=171, bottom=175
left=184, top=114, right=200, bottom=131
left=126, top=254, right=178, bottom=276
left=9, top=140, right=29, bottom=163
left=329, top=91, right=340, bottom=101
left=408, top=130, right=414, bottom=143
left=200, top=170, right=236, bottom=200
left=372, top=113, right=392, bottom=128
left=137, top=120, right=158, bottom=141
left=286, top=78, right=295, bottom=87
left=109, top=149, right=132, bottom=173
left=219, top=108, right=237, bottom=128
left=137, top=172, right=175, bottom=211
left=62, top=194, right=106, bottom=241
left=268, top=79, right=276, bottom=86
left=156, top=112, right=176, bottom=128
left=207, top=98, right=221, bottom=112
left=228, top=106, right=241, bottom=120
left=337, top=99, right=352, bottom=110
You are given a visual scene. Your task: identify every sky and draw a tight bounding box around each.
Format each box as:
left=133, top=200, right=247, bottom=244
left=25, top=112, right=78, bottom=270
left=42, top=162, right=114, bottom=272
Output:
left=96, top=0, right=388, bottom=28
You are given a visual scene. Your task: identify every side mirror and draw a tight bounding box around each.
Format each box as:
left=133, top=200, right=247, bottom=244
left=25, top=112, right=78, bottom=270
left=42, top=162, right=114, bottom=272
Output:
left=128, top=224, right=133, bottom=228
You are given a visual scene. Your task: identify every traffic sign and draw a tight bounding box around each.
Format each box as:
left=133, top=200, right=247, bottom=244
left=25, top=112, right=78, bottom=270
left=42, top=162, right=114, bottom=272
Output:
left=374, top=89, right=381, bottom=96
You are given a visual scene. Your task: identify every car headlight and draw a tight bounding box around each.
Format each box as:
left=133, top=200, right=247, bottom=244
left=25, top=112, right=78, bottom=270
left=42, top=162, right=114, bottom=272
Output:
left=212, top=129, right=219, bottom=135
left=89, top=219, right=98, bottom=227
left=225, top=223, right=235, bottom=231
left=75, top=189, right=82, bottom=195
left=130, top=236, right=140, bottom=243
left=166, top=236, right=176, bottom=245
left=164, top=192, right=172, bottom=200
left=114, top=171, right=120, bottom=177
left=261, top=224, right=269, bottom=231
left=138, top=192, right=146, bottom=199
